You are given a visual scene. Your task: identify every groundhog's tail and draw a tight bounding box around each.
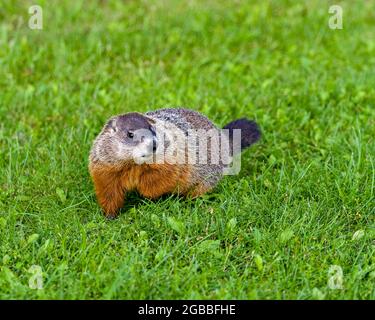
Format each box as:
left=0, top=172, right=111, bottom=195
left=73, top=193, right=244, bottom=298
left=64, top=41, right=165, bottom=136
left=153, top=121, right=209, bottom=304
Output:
left=223, top=118, right=261, bottom=152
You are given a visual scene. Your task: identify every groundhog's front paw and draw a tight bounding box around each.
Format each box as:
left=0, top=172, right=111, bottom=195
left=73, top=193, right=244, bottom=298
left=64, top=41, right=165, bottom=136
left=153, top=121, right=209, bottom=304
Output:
left=99, top=199, right=123, bottom=219
left=100, top=200, right=123, bottom=219
left=104, top=212, right=118, bottom=220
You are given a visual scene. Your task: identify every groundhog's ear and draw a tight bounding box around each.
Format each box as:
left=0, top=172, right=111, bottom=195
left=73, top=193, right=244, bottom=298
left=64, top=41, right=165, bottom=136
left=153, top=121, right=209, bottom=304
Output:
left=145, top=116, right=155, bottom=125
left=105, top=118, right=117, bottom=132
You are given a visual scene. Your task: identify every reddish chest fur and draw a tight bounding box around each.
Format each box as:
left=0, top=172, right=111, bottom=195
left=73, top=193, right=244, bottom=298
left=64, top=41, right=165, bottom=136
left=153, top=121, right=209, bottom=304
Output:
left=122, top=164, right=191, bottom=195
left=89, top=163, right=192, bottom=217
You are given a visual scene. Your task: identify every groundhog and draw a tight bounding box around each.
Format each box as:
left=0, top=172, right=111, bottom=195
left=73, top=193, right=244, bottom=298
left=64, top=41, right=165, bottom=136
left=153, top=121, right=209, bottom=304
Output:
left=89, top=108, right=260, bottom=218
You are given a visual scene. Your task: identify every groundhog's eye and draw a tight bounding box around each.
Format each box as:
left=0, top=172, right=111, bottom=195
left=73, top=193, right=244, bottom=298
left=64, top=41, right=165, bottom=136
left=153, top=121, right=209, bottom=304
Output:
left=127, top=131, right=134, bottom=139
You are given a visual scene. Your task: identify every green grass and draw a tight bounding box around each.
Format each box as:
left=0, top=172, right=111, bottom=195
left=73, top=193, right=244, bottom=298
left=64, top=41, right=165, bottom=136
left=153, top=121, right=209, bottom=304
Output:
left=0, top=0, right=374, bottom=299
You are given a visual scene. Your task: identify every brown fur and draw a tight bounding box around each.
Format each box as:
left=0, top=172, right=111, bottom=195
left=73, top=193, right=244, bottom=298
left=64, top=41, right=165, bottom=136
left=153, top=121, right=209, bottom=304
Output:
left=89, top=162, right=194, bottom=218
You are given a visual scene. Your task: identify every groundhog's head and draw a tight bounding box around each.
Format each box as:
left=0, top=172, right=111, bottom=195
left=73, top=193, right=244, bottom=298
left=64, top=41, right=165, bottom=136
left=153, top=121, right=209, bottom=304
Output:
left=91, top=112, right=158, bottom=165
